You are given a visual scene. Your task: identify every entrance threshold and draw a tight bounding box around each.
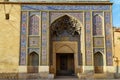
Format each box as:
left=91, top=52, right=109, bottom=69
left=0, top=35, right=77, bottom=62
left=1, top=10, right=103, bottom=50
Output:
left=55, top=76, right=78, bottom=79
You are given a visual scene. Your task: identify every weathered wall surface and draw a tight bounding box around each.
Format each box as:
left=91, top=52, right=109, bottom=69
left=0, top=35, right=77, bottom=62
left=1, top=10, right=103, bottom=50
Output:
left=113, top=28, right=120, bottom=66
left=0, top=4, right=20, bottom=73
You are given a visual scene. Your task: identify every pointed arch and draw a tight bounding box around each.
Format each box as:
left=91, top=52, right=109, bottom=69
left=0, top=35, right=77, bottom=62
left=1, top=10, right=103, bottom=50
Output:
left=94, top=50, right=104, bottom=55
left=93, top=14, right=103, bottom=36
left=56, top=44, right=74, bottom=53
left=49, top=14, right=83, bottom=74
left=29, top=15, right=39, bottom=35
left=29, top=49, right=39, bottom=55
left=94, top=51, right=103, bottom=66
left=28, top=51, right=39, bottom=66
left=50, top=15, right=82, bottom=36
left=94, top=51, right=103, bottom=73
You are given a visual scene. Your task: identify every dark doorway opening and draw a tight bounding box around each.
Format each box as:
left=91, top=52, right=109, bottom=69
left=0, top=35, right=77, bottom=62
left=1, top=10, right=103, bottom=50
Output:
left=56, top=53, right=74, bottom=76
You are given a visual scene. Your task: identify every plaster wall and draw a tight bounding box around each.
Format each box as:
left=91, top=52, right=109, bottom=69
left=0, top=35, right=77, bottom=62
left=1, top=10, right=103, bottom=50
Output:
left=0, top=4, right=20, bottom=73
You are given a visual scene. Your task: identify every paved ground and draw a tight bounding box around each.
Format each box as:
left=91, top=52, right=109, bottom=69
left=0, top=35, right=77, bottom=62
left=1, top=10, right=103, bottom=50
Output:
left=0, top=76, right=120, bottom=80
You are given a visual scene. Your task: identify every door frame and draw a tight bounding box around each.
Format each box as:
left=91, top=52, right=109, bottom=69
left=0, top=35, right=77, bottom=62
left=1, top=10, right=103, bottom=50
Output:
left=52, top=41, right=78, bottom=76
left=94, top=52, right=104, bottom=73
left=56, top=53, right=75, bottom=76
left=27, top=52, right=39, bottom=73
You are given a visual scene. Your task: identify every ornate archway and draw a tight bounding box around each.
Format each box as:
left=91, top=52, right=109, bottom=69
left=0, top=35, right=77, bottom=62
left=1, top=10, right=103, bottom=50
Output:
left=49, top=14, right=82, bottom=76
left=50, top=15, right=81, bottom=36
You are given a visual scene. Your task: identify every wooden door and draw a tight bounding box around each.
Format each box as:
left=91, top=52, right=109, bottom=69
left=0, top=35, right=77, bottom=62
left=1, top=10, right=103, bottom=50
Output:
left=94, top=52, right=103, bottom=73
left=56, top=54, right=74, bottom=76
left=60, top=54, right=67, bottom=71
left=28, top=52, right=39, bottom=73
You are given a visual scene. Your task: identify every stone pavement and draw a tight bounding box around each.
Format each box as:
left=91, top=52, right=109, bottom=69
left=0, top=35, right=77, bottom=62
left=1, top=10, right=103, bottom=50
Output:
left=0, top=76, right=120, bottom=80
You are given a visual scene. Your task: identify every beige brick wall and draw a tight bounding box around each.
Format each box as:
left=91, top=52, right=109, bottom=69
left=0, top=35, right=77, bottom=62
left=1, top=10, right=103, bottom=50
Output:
left=113, top=29, right=120, bottom=66
left=0, top=4, right=20, bottom=73
left=0, top=0, right=4, bottom=2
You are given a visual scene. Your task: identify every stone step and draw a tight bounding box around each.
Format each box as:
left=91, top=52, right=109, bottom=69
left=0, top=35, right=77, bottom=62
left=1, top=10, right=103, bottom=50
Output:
left=55, top=76, right=78, bottom=79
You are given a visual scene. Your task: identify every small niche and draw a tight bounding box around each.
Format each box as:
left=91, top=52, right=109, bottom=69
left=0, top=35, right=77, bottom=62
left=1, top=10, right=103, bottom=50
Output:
left=5, top=13, right=9, bottom=20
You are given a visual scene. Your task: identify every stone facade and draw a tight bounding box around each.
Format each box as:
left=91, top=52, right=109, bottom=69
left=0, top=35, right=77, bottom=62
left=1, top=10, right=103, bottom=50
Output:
left=0, top=0, right=118, bottom=79
left=19, top=2, right=113, bottom=78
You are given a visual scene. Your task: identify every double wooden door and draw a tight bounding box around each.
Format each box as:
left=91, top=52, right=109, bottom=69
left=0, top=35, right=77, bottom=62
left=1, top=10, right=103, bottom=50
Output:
left=56, top=53, right=74, bottom=76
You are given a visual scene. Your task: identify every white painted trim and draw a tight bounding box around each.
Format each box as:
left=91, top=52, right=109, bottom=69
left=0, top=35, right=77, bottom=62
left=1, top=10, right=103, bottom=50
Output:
left=83, top=66, right=94, bottom=73
left=19, top=66, right=27, bottom=72
left=39, top=66, right=49, bottom=72
left=106, top=66, right=116, bottom=73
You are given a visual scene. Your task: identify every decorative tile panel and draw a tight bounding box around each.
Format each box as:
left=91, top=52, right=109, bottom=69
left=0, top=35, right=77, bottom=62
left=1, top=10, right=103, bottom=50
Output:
left=28, top=37, right=39, bottom=47
left=93, top=37, right=104, bottom=47
left=41, top=12, right=48, bottom=65
left=50, top=12, right=83, bottom=25
left=20, top=5, right=112, bottom=67
left=29, top=11, right=40, bottom=16
left=93, top=12, right=103, bottom=36
left=20, top=12, right=27, bottom=65
left=85, top=12, right=92, bottom=66
left=29, top=12, right=40, bottom=35
left=22, top=5, right=110, bottom=11
left=105, top=12, right=113, bottom=66
left=52, top=31, right=79, bottom=41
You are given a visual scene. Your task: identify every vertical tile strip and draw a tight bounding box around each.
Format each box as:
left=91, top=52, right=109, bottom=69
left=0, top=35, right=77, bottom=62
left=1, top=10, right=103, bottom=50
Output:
left=41, top=12, right=48, bottom=65
left=85, top=12, right=92, bottom=66
left=20, top=12, right=27, bottom=65
left=105, top=12, right=113, bottom=66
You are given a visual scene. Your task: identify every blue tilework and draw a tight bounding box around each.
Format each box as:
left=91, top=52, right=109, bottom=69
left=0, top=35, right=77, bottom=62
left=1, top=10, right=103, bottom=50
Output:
left=105, top=12, right=113, bottom=66
left=20, top=12, right=27, bottom=65
left=85, top=12, right=92, bottom=66
left=22, top=5, right=110, bottom=10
